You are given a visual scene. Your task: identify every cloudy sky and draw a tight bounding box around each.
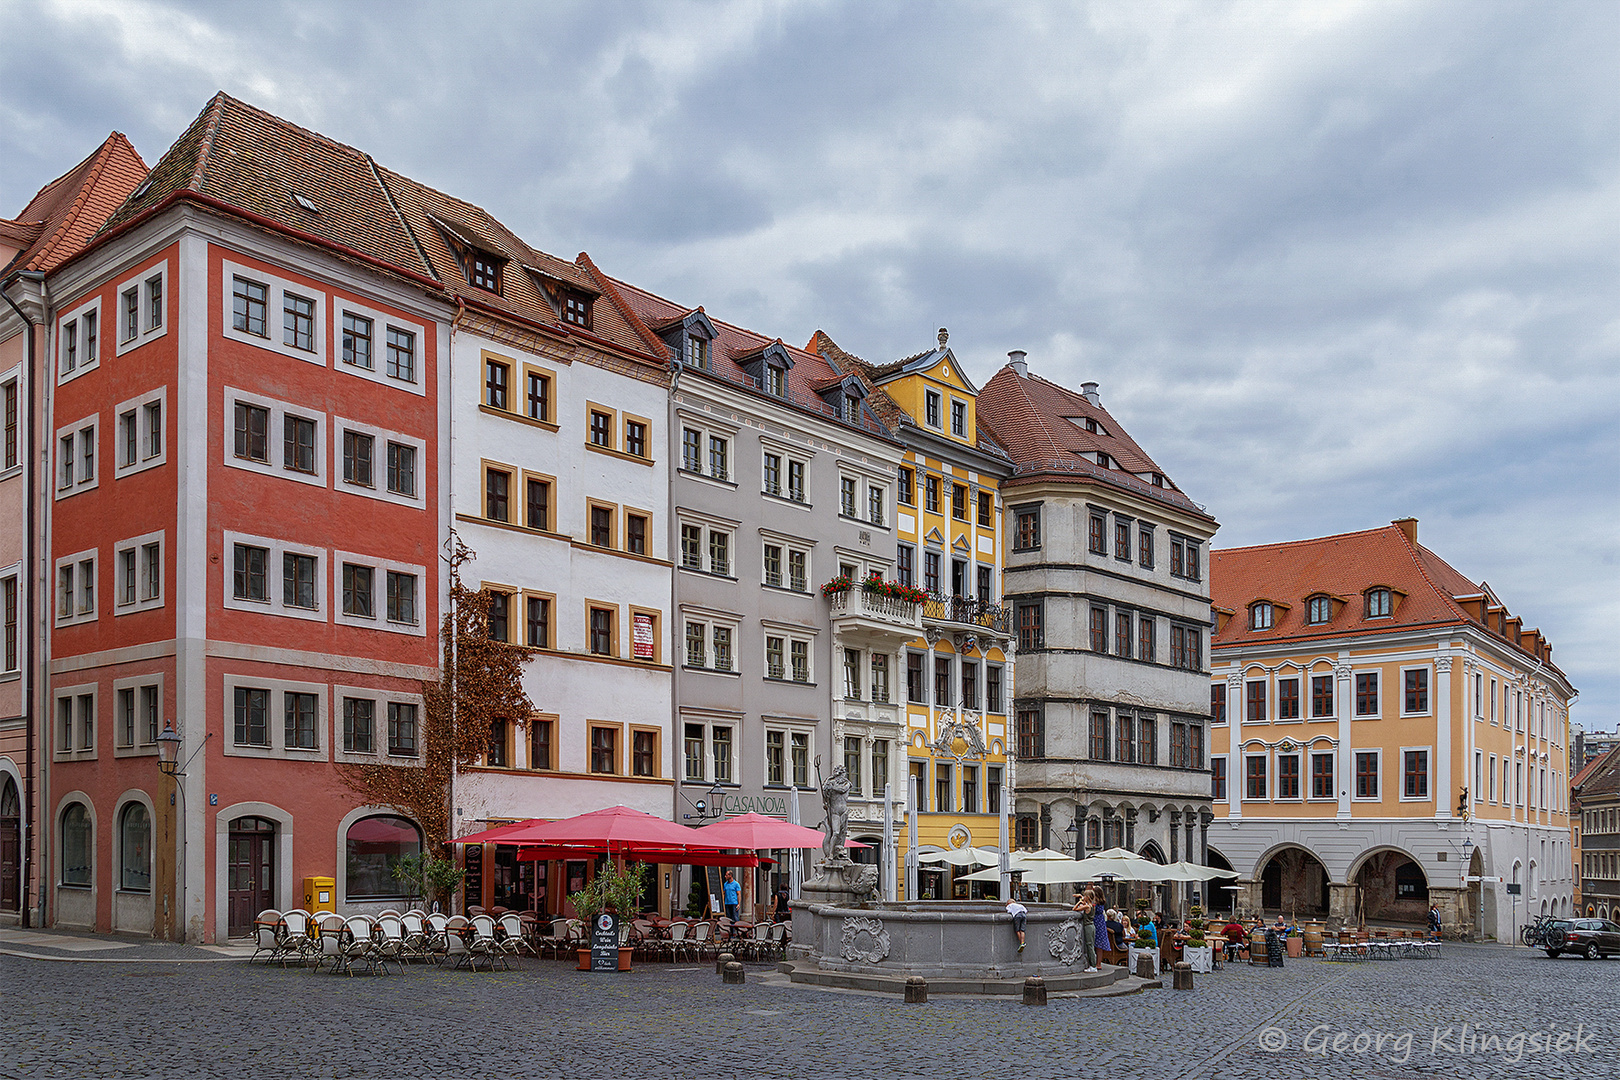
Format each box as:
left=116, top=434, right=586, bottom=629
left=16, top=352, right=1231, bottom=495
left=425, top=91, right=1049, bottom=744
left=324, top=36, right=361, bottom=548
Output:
left=4, top=0, right=1616, bottom=720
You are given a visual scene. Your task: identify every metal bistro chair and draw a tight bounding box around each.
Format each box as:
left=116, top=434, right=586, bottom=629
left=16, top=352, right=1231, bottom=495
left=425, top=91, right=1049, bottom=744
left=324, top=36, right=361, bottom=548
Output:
left=688, top=919, right=715, bottom=961
left=340, top=915, right=381, bottom=976
left=310, top=912, right=347, bottom=974
left=441, top=915, right=472, bottom=969
left=398, top=910, right=431, bottom=962
left=278, top=909, right=316, bottom=967
left=250, top=910, right=283, bottom=964
left=666, top=919, right=693, bottom=962
left=467, top=914, right=507, bottom=972
left=497, top=912, right=531, bottom=963
left=374, top=914, right=408, bottom=973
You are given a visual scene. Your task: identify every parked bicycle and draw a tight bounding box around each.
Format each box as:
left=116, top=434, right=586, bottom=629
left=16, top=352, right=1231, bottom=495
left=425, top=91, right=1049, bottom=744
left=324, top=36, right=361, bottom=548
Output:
left=1520, top=913, right=1556, bottom=947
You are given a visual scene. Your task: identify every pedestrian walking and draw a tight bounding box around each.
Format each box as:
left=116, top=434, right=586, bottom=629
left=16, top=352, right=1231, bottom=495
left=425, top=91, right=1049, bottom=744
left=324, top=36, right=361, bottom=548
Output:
left=1091, top=889, right=1109, bottom=971
left=1072, top=889, right=1097, bottom=971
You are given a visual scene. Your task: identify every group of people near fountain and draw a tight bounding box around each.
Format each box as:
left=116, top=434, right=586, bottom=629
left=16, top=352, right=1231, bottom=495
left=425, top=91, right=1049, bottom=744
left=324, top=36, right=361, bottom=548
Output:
left=1005, top=888, right=1193, bottom=970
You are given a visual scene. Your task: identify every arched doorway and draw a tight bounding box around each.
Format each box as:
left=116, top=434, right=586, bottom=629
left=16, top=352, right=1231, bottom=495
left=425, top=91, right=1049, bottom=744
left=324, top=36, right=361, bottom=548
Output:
left=1355, top=850, right=1428, bottom=925
left=227, top=816, right=277, bottom=937
left=1204, top=848, right=1236, bottom=913
left=1464, top=848, right=1485, bottom=938
left=0, top=777, right=19, bottom=913
left=1258, top=847, right=1329, bottom=916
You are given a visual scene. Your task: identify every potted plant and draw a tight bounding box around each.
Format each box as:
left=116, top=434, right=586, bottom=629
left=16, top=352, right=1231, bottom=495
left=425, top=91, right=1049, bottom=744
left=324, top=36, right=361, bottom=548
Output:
left=1183, top=904, right=1213, bottom=974
left=820, top=575, right=854, bottom=597
left=389, top=851, right=466, bottom=912
left=1286, top=922, right=1305, bottom=959
left=569, top=861, right=645, bottom=971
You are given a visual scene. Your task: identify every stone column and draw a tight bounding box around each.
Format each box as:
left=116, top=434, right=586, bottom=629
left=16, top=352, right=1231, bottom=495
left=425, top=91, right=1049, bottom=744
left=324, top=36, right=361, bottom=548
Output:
left=1328, top=882, right=1357, bottom=925
left=1124, top=808, right=1137, bottom=851
left=1435, top=655, right=1453, bottom=819
left=1169, top=811, right=1181, bottom=862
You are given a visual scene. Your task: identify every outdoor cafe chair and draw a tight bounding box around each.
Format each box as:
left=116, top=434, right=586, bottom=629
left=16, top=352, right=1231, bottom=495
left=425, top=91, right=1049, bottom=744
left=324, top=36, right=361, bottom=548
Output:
left=279, top=909, right=315, bottom=965
left=666, top=920, right=692, bottom=961
left=688, top=919, right=715, bottom=960
left=497, top=912, right=531, bottom=961
left=309, top=913, right=347, bottom=974
left=375, top=914, right=408, bottom=971
left=441, top=916, right=472, bottom=969
left=341, top=915, right=383, bottom=976
left=399, top=910, right=430, bottom=961
left=250, top=910, right=283, bottom=964
left=467, top=914, right=507, bottom=972
left=764, top=922, right=788, bottom=961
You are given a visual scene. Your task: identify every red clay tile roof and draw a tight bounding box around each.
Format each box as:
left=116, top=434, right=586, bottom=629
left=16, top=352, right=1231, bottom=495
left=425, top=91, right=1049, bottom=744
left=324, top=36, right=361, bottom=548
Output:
left=1572, top=747, right=1618, bottom=792
left=596, top=278, right=896, bottom=440
left=977, top=362, right=1209, bottom=518
left=809, top=330, right=1010, bottom=460
left=1211, top=522, right=1568, bottom=678
left=87, top=93, right=658, bottom=366
left=3, top=131, right=147, bottom=277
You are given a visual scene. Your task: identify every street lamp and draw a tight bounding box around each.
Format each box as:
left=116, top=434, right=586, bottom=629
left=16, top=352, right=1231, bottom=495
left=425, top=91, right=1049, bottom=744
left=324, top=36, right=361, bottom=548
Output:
left=1065, top=818, right=1082, bottom=856
left=157, top=721, right=182, bottom=776
left=686, top=781, right=727, bottom=821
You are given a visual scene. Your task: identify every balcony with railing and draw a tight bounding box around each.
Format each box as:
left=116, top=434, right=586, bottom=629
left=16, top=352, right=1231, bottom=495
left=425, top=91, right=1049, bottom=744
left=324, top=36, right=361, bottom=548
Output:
left=922, top=594, right=1011, bottom=635
left=825, top=583, right=923, bottom=638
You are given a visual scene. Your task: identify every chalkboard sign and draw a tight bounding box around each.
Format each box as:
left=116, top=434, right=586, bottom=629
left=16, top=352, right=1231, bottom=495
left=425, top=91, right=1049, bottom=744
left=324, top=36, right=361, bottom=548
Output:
left=590, top=912, right=621, bottom=971
left=705, top=866, right=724, bottom=915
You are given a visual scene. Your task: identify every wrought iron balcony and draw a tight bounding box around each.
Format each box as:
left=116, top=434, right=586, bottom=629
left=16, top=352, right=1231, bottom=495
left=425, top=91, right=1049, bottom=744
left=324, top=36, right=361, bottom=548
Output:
left=922, top=594, right=1011, bottom=634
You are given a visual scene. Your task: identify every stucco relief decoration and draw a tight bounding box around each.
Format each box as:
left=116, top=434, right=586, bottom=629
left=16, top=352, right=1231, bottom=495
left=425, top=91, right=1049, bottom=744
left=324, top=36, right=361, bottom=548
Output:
left=840, top=917, right=891, bottom=963
left=929, top=710, right=989, bottom=764
left=947, top=824, right=972, bottom=850
left=1046, top=916, right=1088, bottom=965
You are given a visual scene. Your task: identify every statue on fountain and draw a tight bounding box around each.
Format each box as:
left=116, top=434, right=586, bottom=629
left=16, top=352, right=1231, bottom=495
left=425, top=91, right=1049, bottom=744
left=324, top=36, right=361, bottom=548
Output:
left=798, top=761, right=877, bottom=906
left=822, top=764, right=851, bottom=866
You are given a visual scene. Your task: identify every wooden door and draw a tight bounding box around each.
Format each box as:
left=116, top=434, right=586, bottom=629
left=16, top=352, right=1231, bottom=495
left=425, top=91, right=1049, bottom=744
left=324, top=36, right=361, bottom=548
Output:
left=227, top=817, right=275, bottom=936
left=0, top=777, right=20, bottom=911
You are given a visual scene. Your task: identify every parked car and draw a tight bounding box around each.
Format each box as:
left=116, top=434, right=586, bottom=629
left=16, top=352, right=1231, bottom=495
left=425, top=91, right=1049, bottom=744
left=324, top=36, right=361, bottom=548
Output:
left=1543, top=919, right=1620, bottom=959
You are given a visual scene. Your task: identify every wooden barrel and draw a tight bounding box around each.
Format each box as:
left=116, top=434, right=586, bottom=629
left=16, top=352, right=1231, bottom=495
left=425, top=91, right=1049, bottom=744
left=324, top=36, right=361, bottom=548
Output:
left=1249, top=927, right=1267, bottom=965
left=1303, top=922, right=1324, bottom=956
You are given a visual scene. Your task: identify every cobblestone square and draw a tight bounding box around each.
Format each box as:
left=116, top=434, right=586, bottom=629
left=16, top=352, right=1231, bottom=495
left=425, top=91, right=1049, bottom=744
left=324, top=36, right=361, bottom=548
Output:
left=1, top=941, right=1616, bottom=1080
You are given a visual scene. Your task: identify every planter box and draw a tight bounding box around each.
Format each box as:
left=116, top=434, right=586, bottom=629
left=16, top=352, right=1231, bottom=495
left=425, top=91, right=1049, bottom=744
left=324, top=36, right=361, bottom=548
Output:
left=1286, top=936, right=1304, bottom=959
left=1128, top=946, right=1158, bottom=978
left=577, top=947, right=634, bottom=972
left=1183, top=945, right=1213, bottom=974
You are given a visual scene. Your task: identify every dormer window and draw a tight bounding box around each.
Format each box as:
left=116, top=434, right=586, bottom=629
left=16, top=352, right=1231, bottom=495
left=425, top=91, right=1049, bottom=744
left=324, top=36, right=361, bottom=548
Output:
left=1151, top=473, right=1164, bottom=487
left=765, top=367, right=785, bottom=397
left=1366, top=588, right=1393, bottom=619
left=925, top=390, right=942, bottom=428
left=1307, top=595, right=1333, bottom=625
left=562, top=292, right=591, bottom=328
left=688, top=334, right=708, bottom=368
left=1086, top=418, right=1099, bottom=434
left=1250, top=602, right=1274, bottom=630
left=469, top=253, right=501, bottom=293
left=1096, top=452, right=1109, bottom=468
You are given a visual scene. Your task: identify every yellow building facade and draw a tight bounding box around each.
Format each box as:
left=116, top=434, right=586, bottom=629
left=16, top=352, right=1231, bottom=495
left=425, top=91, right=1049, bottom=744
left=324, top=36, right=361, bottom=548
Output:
left=1208, top=519, right=1574, bottom=940
left=814, top=330, right=1014, bottom=898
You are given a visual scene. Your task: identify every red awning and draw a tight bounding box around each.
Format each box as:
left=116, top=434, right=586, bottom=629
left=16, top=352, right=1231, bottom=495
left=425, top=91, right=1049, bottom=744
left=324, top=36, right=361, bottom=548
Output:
left=448, top=818, right=547, bottom=845
left=453, top=805, right=727, bottom=853
left=515, top=847, right=759, bottom=866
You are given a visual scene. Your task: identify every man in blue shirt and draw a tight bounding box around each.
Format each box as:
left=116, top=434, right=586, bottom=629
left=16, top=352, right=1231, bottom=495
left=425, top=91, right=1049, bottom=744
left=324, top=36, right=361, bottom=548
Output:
left=722, top=870, right=742, bottom=923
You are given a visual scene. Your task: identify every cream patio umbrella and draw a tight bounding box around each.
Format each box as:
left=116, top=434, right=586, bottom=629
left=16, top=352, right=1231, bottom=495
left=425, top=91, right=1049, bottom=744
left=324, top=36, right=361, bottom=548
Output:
left=915, top=846, right=1002, bottom=868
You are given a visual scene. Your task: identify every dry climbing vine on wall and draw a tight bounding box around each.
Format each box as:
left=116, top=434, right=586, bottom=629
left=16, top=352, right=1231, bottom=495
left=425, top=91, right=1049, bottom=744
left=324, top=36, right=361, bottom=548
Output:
left=337, top=539, right=534, bottom=850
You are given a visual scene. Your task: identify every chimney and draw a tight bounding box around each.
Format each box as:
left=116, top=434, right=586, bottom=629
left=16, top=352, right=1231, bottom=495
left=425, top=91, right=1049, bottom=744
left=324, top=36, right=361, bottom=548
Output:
left=1393, top=517, right=1418, bottom=545
left=937, top=327, right=949, bottom=349
left=1080, top=381, right=1100, bottom=406
left=1007, top=350, right=1028, bottom=376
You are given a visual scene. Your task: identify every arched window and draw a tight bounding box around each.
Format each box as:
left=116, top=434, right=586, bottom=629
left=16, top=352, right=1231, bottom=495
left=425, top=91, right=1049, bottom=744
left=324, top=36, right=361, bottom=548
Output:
left=1366, top=588, right=1392, bottom=619
left=120, top=803, right=151, bottom=892
left=345, top=815, right=422, bottom=899
left=1249, top=603, right=1273, bottom=630
left=61, top=803, right=91, bottom=886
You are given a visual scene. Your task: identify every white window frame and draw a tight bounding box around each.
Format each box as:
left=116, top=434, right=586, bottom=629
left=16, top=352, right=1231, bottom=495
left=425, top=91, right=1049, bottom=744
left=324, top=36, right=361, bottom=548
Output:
left=54, top=548, right=98, bottom=626
left=222, top=259, right=327, bottom=364
left=54, top=414, right=99, bottom=500
left=1352, top=748, right=1382, bottom=802
left=1399, top=664, right=1433, bottom=717
left=1274, top=751, right=1303, bottom=802
left=222, top=530, right=326, bottom=623
left=924, top=389, right=942, bottom=430
left=221, top=674, right=330, bottom=761
left=332, top=415, right=426, bottom=507
left=762, top=624, right=817, bottom=685
left=1353, top=668, right=1381, bottom=719
left=680, top=605, right=741, bottom=675
left=0, top=562, right=21, bottom=676
left=1306, top=750, right=1336, bottom=802
left=675, top=411, right=738, bottom=486
left=112, top=529, right=165, bottom=616
left=110, top=674, right=164, bottom=758
left=760, top=529, right=814, bottom=592
left=56, top=295, right=102, bottom=384
left=1211, top=753, right=1229, bottom=803
left=949, top=397, right=967, bottom=437
left=222, top=386, right=327, bottom=488
left=675, top=511, right=738, bottom=578
left=762, top=720, right=818, bottom=790
left=112, top=386, right=167, bottom=479
left=2, top=367, right=22, bottom=480
left=332, top=683, right=426, bottom=765
left=759, top=436, right=813, bottom=505
left=54, top=683, right=98, bottom=761
left=113, top=259, right=170, bottom=356
left=1399, top=745, right=1433, bottom=802
left=334, top=298, right=426, bottom=394
left=330, top=550, right=427, bottom=636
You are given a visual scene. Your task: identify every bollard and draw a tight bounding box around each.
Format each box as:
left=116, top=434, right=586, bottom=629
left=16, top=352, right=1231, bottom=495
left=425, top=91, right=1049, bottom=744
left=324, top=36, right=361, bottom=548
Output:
left=722, top=961, right=745, bottom=984
left=1172, top=961, right=1194, bottom=991
left=1022, top=975, right=1047, bottom=1007
left=1134, top=953, right=1156, bottom=981
left=716, top=951, right=735, bottom=974
left=904, top=976, right=928, bottom=1004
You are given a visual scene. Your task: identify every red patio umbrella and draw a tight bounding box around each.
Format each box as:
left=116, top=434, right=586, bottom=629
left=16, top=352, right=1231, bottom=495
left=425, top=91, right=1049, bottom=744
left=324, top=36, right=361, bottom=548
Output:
left=690, top=812, right=830, bottom=849
left=448, top=818, right=547, bottom=845
left=485, top=804, right=726, bottom=854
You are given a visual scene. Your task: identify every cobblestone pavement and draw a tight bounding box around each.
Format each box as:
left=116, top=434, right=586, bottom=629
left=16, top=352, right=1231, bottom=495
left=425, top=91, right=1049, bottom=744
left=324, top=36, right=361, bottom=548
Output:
left=1, top=942, right=1616, bottom=1080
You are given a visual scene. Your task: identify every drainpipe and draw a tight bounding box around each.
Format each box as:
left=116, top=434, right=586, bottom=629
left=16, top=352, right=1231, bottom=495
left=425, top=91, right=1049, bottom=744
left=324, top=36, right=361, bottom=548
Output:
left=666, top=354, right=681, bottom=912
left=1, top=273, right=39, bottom=927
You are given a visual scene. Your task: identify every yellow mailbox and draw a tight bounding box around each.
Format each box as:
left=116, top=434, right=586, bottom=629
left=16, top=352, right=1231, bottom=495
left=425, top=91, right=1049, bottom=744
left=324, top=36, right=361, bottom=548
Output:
left=303, top=876, right=336, bottom=913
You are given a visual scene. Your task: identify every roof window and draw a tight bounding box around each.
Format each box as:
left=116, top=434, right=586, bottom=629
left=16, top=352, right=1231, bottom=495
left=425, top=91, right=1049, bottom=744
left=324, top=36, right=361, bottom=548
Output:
left=291, top=192, right=320, bottom=214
